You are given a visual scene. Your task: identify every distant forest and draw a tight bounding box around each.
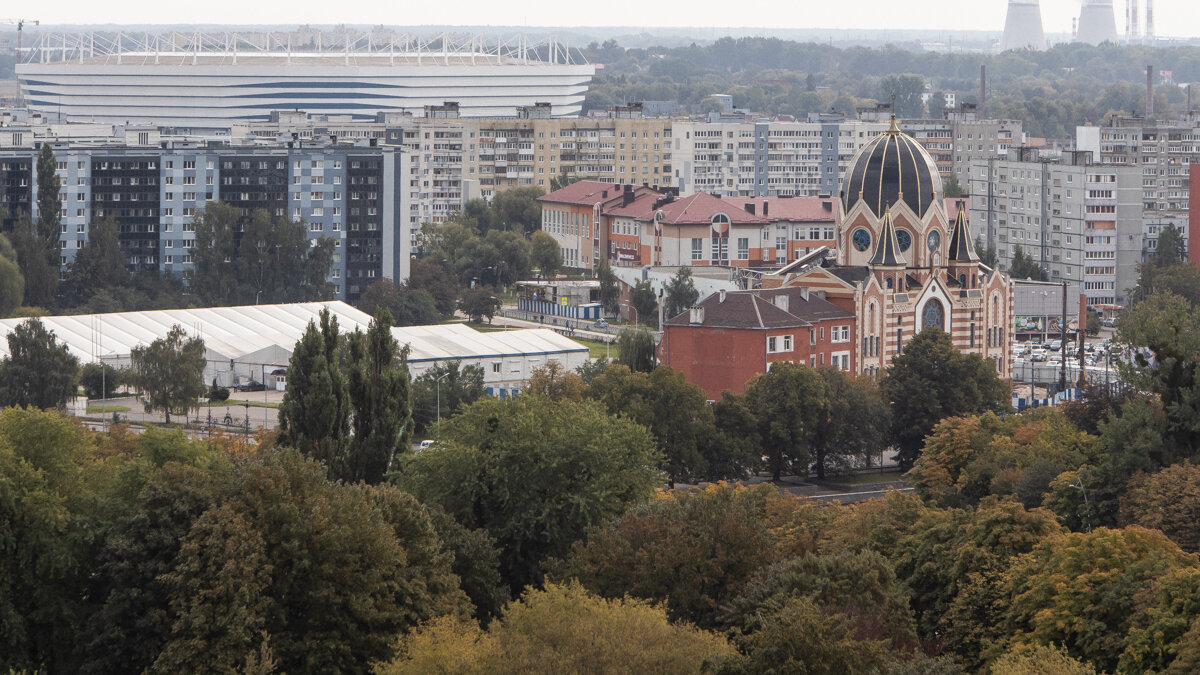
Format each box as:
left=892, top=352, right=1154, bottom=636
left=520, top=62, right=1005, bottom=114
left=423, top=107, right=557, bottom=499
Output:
left=581, top=38, right=1200, bottom=138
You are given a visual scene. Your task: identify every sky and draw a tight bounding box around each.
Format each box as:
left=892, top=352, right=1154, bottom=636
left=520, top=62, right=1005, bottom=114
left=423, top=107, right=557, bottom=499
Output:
left=7, top=0, right=1200, bottom=39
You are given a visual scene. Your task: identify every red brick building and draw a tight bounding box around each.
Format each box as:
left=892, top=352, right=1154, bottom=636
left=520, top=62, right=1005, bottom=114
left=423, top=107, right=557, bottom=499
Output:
left=660, top=287, right=856, bottom=400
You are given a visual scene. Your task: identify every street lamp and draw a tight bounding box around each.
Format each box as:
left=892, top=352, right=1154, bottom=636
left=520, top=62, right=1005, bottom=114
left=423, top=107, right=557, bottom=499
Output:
left=1069, top=478, right=1092, bottom=532
left=434, top=371, right=451, bottom=438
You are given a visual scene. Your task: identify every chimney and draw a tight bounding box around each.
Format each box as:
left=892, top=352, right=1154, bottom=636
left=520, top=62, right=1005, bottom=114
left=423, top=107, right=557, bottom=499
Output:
left=745, top=202, right=756, bottom=215
left=822, top=200, right=833, bottom=211
left=762, top=200, right=769, bottom=217
left=689, top=306, right=705, bottom=324
left=773, top=294, right=789, bottom=312
left=623, top=184, right=635, bottom=207
left=800, top=287, right=810, bottom=301
left=718, top=289, right=727, bottom=303
left=980, top=65, right=986, bottom=116
left=1148, top=65, right=1155, bottom=116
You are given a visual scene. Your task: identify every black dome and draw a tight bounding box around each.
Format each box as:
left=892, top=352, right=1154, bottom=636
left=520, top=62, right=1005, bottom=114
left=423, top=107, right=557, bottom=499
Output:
left=841, top=121, right=943, bottom=220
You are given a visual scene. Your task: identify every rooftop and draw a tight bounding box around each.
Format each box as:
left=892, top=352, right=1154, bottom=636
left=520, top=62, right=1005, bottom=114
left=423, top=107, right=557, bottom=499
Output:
left=665, top=287, right=853, bottom=329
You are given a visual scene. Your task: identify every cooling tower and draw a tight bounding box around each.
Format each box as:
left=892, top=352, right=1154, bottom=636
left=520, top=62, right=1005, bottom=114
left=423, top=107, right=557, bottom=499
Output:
left=1001, top=0, right=1046, bottom=51
left=1077, top=0, right=1119, bottom=45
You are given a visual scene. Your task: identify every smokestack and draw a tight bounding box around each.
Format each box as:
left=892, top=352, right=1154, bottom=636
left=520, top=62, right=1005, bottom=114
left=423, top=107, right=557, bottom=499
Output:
left=1148, top=65, right=1155, bottom=116
left=1129, top=0, right=1139, bottom=43
left=1146, top=0, right=1154, bottom=42
left=980, top=65, right=987, bottom=114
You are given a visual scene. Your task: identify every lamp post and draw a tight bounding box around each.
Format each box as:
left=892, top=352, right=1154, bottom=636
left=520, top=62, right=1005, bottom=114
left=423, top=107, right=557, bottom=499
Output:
left=1059, top=280, right=1068, bottom=395
left=434, top=371, right=450, bottom=439
left=1069, top=478, right=1092, bottom=532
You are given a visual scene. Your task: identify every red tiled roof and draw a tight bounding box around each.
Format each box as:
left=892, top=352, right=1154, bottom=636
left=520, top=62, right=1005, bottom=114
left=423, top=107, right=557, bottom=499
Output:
left=603, top=192, right=662, bottom=219
left=656, top=193, right=770, bottom=226
left=537, top=180, right=655, bottom=206
left=945, top=197, right=971, bottom=222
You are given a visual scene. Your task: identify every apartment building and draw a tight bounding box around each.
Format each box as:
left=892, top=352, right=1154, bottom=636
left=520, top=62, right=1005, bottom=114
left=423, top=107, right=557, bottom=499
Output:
left=1077, top=114, right=1196, bottom=257
left=969, top=150, right=1141, bottom=306
left=3, top=141, right=413, bottom=302
left=671, top=117, right=887, bottom=198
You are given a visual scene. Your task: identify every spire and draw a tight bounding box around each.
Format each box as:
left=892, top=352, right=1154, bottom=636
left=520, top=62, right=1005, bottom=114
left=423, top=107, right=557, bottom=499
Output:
left=869, top=207, right=907, bottom=267
left=947, top=200, right=979, bottom=263
left=888, top=93, right=901, bottom=133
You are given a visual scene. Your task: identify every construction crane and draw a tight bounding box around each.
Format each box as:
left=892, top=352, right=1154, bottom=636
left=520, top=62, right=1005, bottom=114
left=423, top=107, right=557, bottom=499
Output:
left=0, top=19, right=40, bottom=58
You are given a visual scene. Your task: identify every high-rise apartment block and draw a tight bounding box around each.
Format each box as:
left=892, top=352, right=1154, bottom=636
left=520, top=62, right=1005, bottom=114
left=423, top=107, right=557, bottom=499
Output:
left=969, top=150, right=1141, bottom=306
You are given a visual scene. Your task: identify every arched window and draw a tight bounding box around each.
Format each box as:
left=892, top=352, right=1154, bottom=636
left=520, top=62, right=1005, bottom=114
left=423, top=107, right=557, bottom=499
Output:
left=922, top=299, right=945, bottom=332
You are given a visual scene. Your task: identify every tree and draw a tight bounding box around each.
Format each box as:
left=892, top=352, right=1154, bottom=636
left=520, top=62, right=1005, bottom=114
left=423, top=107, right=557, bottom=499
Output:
left=0, top=318, right=80, bottom=410
left=380, top=582, right=735, bottom=674
left=878, top=74, right=927, bottom=118
left=0, top=234, right=24, bottom=317
left=1008, top=244, right=1048, bottom=281
left=631, top=279, right=658, bottom=326
left=991, top=644, right=1098, bottom=675
left=35, top=143, right=61, bottom=255
left=975, top=236, right=998, bottom=268
left=597, top=260, right=619, bottom=316
left=662, top=267, right=699, bottom=321
left=407, top=259, right=459, bottom=317
left=394, top=396, right=662, bottom=593
left=943, top=175, right=966, bottom=198
left=356, top=279, right=441, bottom=327
left=881, top=328, right=1009, bottom=467
left=80, top=362, right=124, bottom=400
left=60, top=217, right=129, bottom=307
left=1122, top=463, right=1200, bottom=553
left=586, top=364, right=726, bottom=485
left=8, top=214, right=57, bottom=308
left=1002, top=526, right=1195, bottom=672
left=529, top=230, right=562, bottom=279
left=1155, top=224, right=1187, bottom=266
left=526, top=360, right=585, bottom=401
left=490, top=186, right=545, bottom=234
left=278, top=309, right=351, bottom=477
left=745, top=361, right=828, bottom=481
left=410, top=360, right=486, bottom=434
left=810, top=367, right=891, bottom=480
left=345, top=309, right=411, bottom=484
left=129, top=325, right=206, bottom=425
left=458, top=286, right=502, bottom=323
left=615, top=327, right=657, bottom=373
left=554, top=483, right=829, bottom=629
left=549, top=168, right=578, bottom=192
left=190, top=202, right=335, bottom=305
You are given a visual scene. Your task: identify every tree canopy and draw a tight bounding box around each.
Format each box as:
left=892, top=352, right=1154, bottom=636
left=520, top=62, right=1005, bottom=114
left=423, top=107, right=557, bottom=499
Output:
left=129, top=325, right=206, bottom=425
left=0, top=318, right=80, bottom=410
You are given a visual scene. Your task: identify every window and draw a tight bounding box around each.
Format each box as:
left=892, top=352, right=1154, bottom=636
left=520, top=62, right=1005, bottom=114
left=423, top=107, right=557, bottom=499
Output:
left=737, top=237, right=749, bottom=260
left=691, top=238, right=703, bottom=261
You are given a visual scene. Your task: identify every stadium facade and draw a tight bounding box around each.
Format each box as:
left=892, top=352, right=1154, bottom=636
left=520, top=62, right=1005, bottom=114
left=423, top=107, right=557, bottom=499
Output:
left=16, top=32, right=595, bottom=128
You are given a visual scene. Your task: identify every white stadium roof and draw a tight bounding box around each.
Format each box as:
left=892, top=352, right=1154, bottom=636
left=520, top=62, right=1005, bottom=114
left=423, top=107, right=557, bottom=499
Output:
left=0, top=301, right=586, bottom=368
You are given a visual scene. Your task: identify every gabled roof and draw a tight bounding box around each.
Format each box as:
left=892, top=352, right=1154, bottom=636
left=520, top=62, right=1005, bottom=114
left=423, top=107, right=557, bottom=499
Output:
left=869, top=207, right=907, bottom=267
left=655, top=193, right=770, bottom=226
left=537, top=180, right=654, bottom=207
left=665, top=287, right=853, bottom=329
left=603, top=192, right=662, bottom=219
left=753, top=196, right=838, bottom=222
left=947, top=201, right=980, bottom=263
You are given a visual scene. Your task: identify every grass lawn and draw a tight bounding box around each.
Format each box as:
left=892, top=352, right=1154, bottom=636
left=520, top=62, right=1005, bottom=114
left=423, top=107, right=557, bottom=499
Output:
left=572, top=337, right=613, bottom=359
left=86, top=405, right=130, bottom=414
left=201, top=400, right=280, bottom=409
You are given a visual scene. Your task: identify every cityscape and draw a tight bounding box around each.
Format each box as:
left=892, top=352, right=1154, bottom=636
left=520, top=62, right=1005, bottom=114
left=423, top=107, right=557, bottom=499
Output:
left=3, top=2, right=1200, bottom=672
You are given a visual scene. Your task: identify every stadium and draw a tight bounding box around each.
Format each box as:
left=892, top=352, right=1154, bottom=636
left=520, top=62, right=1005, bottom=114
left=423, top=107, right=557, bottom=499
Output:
left=15, top=32, right=595, bottom=128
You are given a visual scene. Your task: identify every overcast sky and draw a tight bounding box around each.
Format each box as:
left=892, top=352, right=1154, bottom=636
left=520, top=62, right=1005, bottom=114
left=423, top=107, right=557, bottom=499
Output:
left=11, top=0, right=1200, bottom=39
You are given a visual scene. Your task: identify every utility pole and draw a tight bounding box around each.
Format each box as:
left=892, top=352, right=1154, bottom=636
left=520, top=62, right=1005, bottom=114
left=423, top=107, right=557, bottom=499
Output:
left=1059, top=280, right=1068, bottom=394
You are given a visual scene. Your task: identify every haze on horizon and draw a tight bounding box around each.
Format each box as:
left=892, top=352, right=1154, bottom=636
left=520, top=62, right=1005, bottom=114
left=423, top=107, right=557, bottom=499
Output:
left=7, top=0, right=1200, bottom=40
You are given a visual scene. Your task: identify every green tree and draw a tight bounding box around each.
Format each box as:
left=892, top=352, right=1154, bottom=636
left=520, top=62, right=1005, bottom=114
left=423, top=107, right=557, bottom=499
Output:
left=1135, top=258, right=1200, bottom=305
left=525, top=360, right=586, bottom=401
left=745, top=361, right=828, bottom=481
left=943, top=175, right=966, bottom=198
left=0, top=234, right=24, bottom=317
left=80, top=362, right=124, bottom=400
left=529, top=230, right=562, bottom=279
left=345, top=309, right=411, bottom=484
left=555, top=483, right=832, bottom=630
left=1122, top=463, right=1200, bottom=553
left=879, top=74, right=927, bottom=118
left=425, top=506, right=509, bottom=624
left=991, top=644, right=1097, bottom=675
left=129, top=326, right=206, bottom=425
left=60, top=217, right=129, bottom=307
left=410, top=360, right=486, bottom=434
left=278, top=309, right=351, bottom=477
left=458, top=286, right=501, bottom=323
left=394, top=396, right=662, bottom=593
left=881, top=328, right=1009, bottom=467
left=662, top=267, right=699, bottom=320
left=549, top=168, right=578, bottom=192
left=407, top=258, right=459, bottom=316
left=810, top=367, right=891, bottom=479
left=1008, top=244, right=1048, bottom=281
left=597, top=259, right=620, bottom=316
left=356, top=279, right=441, bottom=327
left=976, top=236, right=998, bottom=268
left=381, top=582, right=735, bottom=674
left=1002, top=526, right=1196, bottom=672
left=490, top=186, right=545, bottom=234
left=586, top=363, right=725, bottom=484
left=615, top=326, right=657, bottom=373
left=631, top=279, right=658, bottom=326
left=8, top=213, right=57, bottom=308
left=0, top=318, right=80, bottom=410
left=35, top=143, right=61, bottom=255
left=1155, top=223, right=1188, bottom=266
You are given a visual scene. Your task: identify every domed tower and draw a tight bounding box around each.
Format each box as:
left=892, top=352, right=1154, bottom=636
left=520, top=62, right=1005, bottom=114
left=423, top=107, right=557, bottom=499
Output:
left=838, top=118, right=946, bottom=269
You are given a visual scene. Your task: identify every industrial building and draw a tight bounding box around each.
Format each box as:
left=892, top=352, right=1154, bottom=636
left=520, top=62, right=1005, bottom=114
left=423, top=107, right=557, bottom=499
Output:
left=0, top=301, right=587, bottom=398
left=16, top=32, right=595, bottom=128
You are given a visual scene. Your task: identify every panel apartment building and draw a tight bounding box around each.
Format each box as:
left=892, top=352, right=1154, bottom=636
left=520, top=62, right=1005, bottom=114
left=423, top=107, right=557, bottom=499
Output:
left=969, top=149, right=1141, bottom=307
left=1077, top=114, right=1198, bottom=257
left=0, top=134, right=413, bottom=302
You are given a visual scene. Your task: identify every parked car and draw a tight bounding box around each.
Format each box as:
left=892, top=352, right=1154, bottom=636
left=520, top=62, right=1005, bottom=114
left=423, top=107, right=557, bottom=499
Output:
left=1030, top=353, right=1047, bottom=362
left=236, top=380, right=266, bottom=392
left=593, top=318, right=609, bottom=329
